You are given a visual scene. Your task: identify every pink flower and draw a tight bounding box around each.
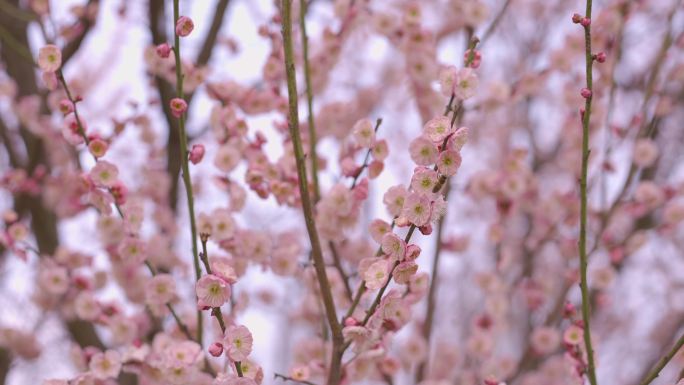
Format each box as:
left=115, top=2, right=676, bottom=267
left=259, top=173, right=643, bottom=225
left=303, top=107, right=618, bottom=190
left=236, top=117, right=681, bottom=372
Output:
left=170, top=98, right=188, bottom=118
left=74, top=292, right=100, bottom=321
left=393, top=260, right=418, bottom=284
left=454, top=68, right=478, bottom=100
left=209, top=342, right=224, bottom=357
left=214, top=144, right=241, bottom=172
left=364, top=259, right=390, bottom=290
left=423, top=116, right=453, bottom=143
left=196, top=274, right=231, bottom=308
left=369, top=219, right=392, bottom=243
left=189, top=144, right=205, bottom=164
left=175, top=16, right=194, bottom=37
left=40, top=267, right=69, bottom=295
left=324, top=184, right=354, bottom=216
left=224, top=325, right=253, bottom=361
left=166, top=340, right=201, bottom=365
left=381, top=233, right=406, bottom=259
left=633, top=138, right=658, bottom=167
left=409, top=136, right=438, bottom=165
left=89, top=350, right=121, bottom=379
left=595, top=52, right=606, bottom=63
left=368, top=160, right=384, bottom=179
left=383, top=185, right=407, bottom=217
left=530, top=326, right=560, bottom=355
left=372, top=140, right=389, bottom=161
left=62, top=114, right=86, bottom=145
left=405, top=244, right=421, bottom=260
left=439, top=65, right=458, bottom=97
left=210, top=258, right=238, bottom=284
left=37, top=44, right=62, bottom=72
left=90, top=161, right=119, bottom=187
left=563, top=325, right=583, bottom=345
left=145, top=274, right=177, bottom=305
left=211, top=208, right=236, bottom=241
left=156, top=43, right=171, bottom=58
left=448, top=126, right=469, bottom=152
left=410, top=167, right=439, bottom=194
left=88, top=139, right=108, bottom=158
left=437, top=150, right=462, bottom=176
left=59, top=99, right=74, bottom=115
left=118, top=237, right=146, bottom=265
left=401, top=192, right=432, bottom=227
left=289, top=365, right=310, bottom=381
left=352, top=118, right=375, bottom=148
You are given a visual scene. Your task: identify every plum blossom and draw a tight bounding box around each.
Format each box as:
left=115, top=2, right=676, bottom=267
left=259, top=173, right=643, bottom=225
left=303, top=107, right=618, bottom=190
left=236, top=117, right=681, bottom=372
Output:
left=423, top=116, right=453, bottom=143
left=633, top=138, right=658, bottom=167
left=563, top=325, right=583, bottom=345
left=40, top=266, right=69, bottom=295
left=381, top=233, right=406, bottom=259
left=409, top=136, right=439, bottom=166
left=383, top=185, right=407, bottom=217
left=439, top=65, right=458, bottom=97
left=90, top=161, right=119, bottom=187
left=189, top=144, right=206, bottom=164
left=411, top=167, right=439, bottom=194
left=38, top=45, right=61, bottom=72
left=89, top=350, right=122, bottom=380
left=530, top=326, right=560, bottom=355
left=211, top=208, right=236, bottom=240
left=454, top=68, right=478, bottom=100
left=175, top=16, right=194, bottom=37
left=401, top=192, right=432, bottom=226
left=145, top=274, right=177, bottom=306
left=196, top=274, right=231, bottom=308
left=364, top=259, right=390, bottom=290
left=352, top=118, right=375, bottom=147
left=437, top=150, right=462, bottom=176
left=224, top=325, right=253, bottom=361
left=170, top=98, right=188, bottom=118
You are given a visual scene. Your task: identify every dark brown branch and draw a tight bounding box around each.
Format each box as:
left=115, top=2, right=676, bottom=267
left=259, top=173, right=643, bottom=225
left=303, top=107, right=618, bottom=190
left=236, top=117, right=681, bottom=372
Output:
left=61, top=0, right=100, bottom=65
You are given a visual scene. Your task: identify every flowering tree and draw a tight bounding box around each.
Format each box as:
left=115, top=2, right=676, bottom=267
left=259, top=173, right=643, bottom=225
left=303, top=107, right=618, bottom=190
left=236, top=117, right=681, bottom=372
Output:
left=0, top=0, right=683, bottom=385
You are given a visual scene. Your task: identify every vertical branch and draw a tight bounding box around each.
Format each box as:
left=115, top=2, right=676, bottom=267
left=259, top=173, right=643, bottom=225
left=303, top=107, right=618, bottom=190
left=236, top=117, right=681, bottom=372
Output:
left=281, top=1, right=344, bottom=384
left=299, top=0, right=320, bottom=202
left=578, top=1, right=598, bottom=385
left=171, top=0, right=203, bottom=343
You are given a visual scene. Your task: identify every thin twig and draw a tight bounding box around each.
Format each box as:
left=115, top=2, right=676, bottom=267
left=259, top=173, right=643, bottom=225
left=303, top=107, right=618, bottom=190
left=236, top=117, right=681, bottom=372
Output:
left=578, top=1, right=598, bottom=384
left=171, top=0, right=203, bottom=344
left=638, top=330, right=684, bottom=385
left=281, top=2, right=344, bottom=384
left=299, top=0, right=320, bottom=203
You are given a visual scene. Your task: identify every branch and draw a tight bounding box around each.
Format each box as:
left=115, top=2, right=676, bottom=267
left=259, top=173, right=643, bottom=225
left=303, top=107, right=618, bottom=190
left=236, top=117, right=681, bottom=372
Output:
left=171, top=0, right=203, bottom=344
left=639, top=329, right=684, bottom=385
left=195, top=0, right=231, bottom=67
left=281, top=2, right=344, bottom=384
left=61, top=0, right=99, bottom=65
left=578, top=1, right=598, bottom=384
left=415, top=30, right=475, bottom=383
left=299, top=0, right=320, bottom=202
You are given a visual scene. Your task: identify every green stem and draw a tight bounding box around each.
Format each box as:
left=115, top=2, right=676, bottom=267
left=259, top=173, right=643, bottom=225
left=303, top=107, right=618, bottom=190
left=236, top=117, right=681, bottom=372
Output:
left=638, top=331, right=684, bottom=385
left=172, top=0, right=203, bottom=345
left=281, top=1, right=344, bottom=384
left=579, top=1, right=598, bottom=385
